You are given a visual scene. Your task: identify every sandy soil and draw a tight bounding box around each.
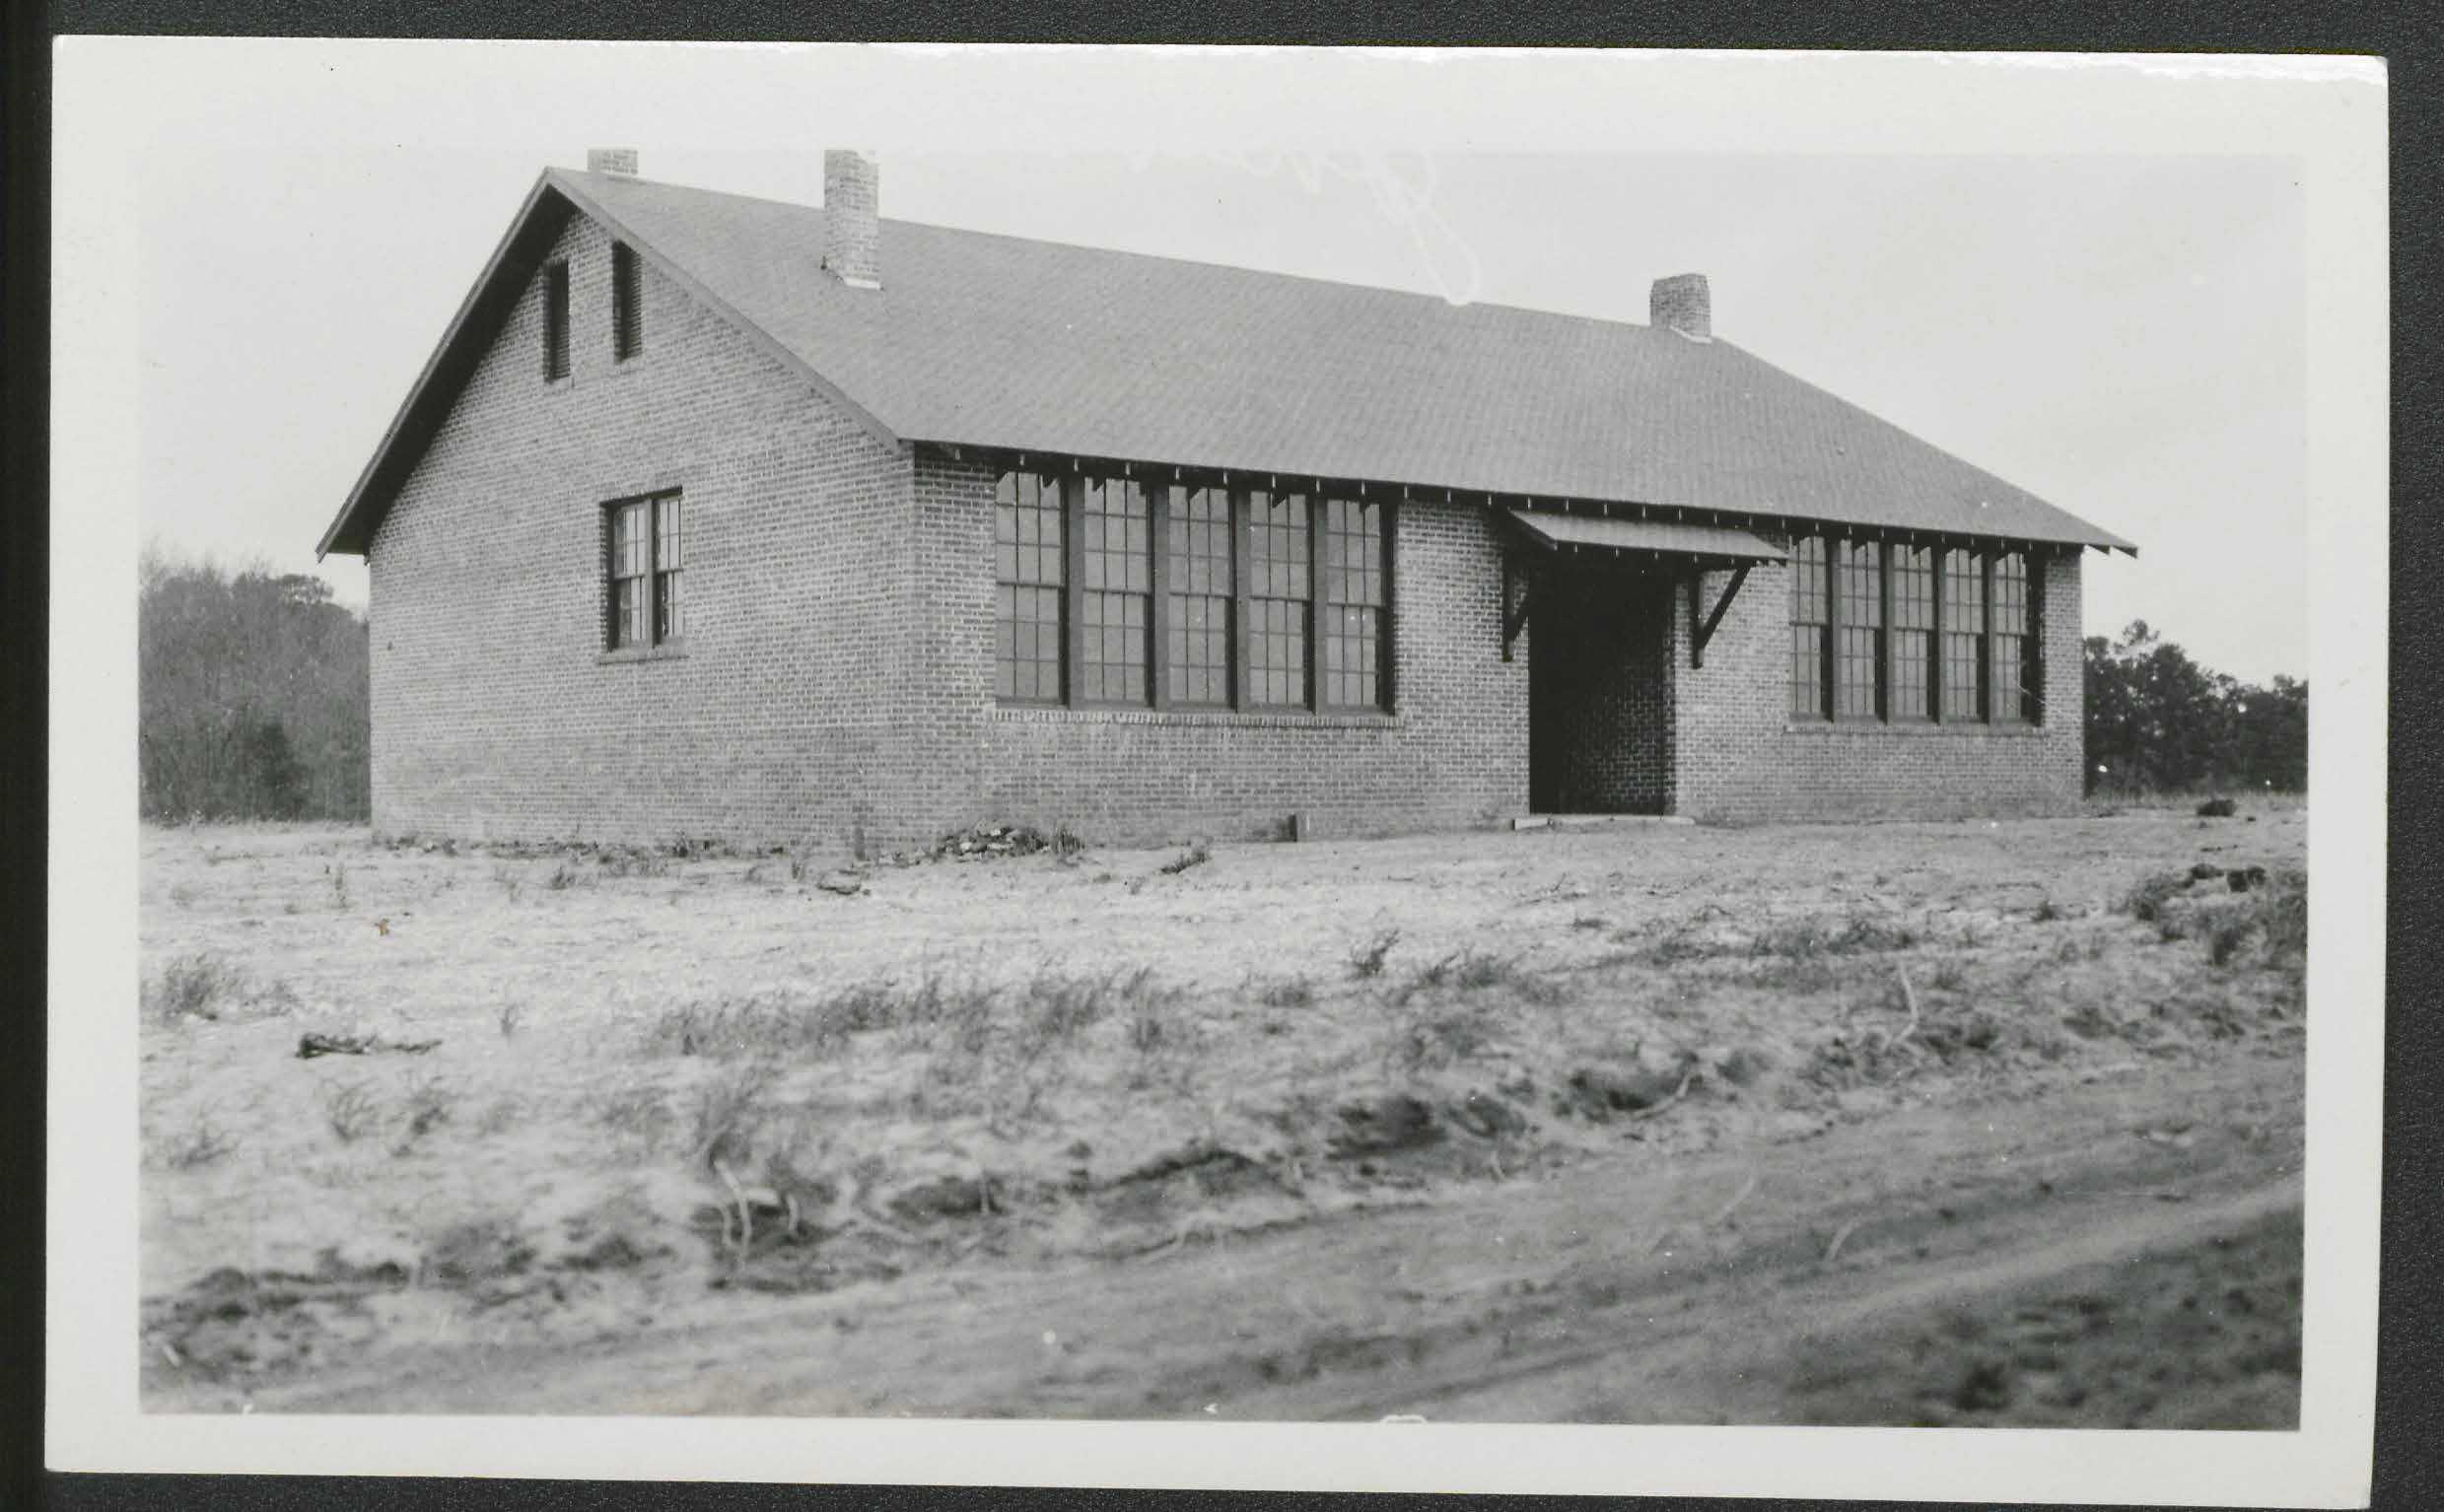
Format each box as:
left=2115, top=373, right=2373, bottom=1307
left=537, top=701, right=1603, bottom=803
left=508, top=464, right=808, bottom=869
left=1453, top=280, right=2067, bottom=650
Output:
left=135, top=801, right=2306, bottom=1423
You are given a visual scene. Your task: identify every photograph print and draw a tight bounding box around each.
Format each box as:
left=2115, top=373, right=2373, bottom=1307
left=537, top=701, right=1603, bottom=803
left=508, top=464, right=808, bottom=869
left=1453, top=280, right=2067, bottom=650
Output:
left=54, top=37, right=2385, bottom=1507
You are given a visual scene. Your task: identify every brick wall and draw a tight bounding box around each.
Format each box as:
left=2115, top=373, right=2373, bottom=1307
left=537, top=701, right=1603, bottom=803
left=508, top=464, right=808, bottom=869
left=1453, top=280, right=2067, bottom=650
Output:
left=1666, top=542, right=2085, bottom=819
left=911, top=458, right=1533, bottom=845
left=368, top=208, right=915, bottom=851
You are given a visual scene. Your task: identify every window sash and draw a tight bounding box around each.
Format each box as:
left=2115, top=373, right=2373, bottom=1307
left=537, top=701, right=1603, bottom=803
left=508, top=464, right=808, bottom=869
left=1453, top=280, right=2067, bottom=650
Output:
left=1322, top=497, right=1389, bottom=710
left=993, top=471, right=1067, bottom=702
left=1079, top=477, right=1152, bottom=706
left=1164, top=485, right=1234, bottom=707
left=1245, top=489, right=1312, bottom=709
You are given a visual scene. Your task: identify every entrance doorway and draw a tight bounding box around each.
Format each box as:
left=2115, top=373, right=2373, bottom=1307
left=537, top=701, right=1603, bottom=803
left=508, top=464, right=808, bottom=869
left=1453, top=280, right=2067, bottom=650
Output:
left=1525, top=564, right=1675, bottom=815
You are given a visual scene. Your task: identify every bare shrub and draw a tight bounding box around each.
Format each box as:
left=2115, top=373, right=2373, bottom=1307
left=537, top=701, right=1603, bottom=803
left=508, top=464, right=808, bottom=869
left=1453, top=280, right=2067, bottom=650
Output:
left=1254, top=974, right=1315, bottom=1008
left=150, top=1109, right=237, bottom=1169
left=492, top=863, right=524, bottom=904
left=2031, top=898, right=2063, bottom=923
left=390, top=1075, right=454, bottom=1154
left=1394, top=949, right=1566, bottom=1007
left=329, top=859, right=350, bottom=911
left=1749, top=911, right=1918, bottom=958
left=496, top=1001, right=525, bottom=1040
left=1159, top=840, right=1212, bottom=876
left=2120, top=872, right=2189, bottom=923
left=591, top=1082, right=675, bottom=1156
left=685, top=1061, right=781, bottom=1165
left=143, top=953, right=244, bottom=1023
left=1347, top=928, right=1402, bottom=980
left=320, top=1080, right=383, bottom=1144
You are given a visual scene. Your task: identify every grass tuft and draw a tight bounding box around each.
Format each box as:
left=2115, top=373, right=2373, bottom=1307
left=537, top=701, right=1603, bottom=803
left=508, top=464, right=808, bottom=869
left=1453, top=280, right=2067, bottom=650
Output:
left=320, top=1080, right=383, bottom=1144
left=1347, top=928, right=1402, bottom=980
left=143, top=953, right=245, bottom=1024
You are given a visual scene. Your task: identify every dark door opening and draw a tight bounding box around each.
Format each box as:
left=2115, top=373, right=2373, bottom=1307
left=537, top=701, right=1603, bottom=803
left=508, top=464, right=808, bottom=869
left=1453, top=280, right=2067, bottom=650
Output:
left=1525, top=566, right=1674, bottom=815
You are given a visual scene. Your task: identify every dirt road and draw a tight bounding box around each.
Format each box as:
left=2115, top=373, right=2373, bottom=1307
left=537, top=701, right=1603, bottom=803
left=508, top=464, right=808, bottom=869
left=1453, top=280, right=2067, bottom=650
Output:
left=180, top=1051, right=2300, bottom=1426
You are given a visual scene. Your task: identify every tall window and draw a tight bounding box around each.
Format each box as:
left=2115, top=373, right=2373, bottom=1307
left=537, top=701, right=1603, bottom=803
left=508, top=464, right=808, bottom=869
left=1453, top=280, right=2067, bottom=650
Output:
left=612, top=242, right=643, bottom=361
left=1789, top=535, right=1828, bottom=720
left=1940, top=548, right=1985, bottom=721
left=1890, top=545, right=1934, bottom=722
left=1992, top=550, right=2033, bottom=722
left=606, top=493, right=682, bottom=649
left=1790, top=534, right=2039, bottom=726
left=1322, top=498, right=1389, bottom=710
left=1246, top=489, right=1311, bottom=708
left=994, top=471, right=1065, bottom=701
left=1080, top=477, right=1152, bottom=705
left=1165, top=485, right=1233, bottom=707
left=542, top=260, right=571, bottom=380
left=1834, top=540, right=1883, bottom=720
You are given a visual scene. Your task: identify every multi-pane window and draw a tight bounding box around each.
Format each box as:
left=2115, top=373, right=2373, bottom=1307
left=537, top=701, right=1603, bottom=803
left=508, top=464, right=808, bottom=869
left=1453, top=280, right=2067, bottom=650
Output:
left=1322, top=498, right=1389, bottom=710
left=1789, top=534, right=2039, bottom=725
left=612, top=242, right=643, bottom=361
left=994, top=470, right=1394, bottom=715
left=1941, top=548, right=1986, bottom=721
left=543, top=260, right=571, bottom=380
left=1080, top=477, right=1152, bottom=705
left=994, top=471, right=1066, bottom=701
left=1890, top=545, right=1934, bottom=721
left=606, top=493, right=682, bottom=650
left=1165, top=485, right=1233, bottom=706
left=1788, top=535, right=1828, bottom=720
left=1834, top=540, right=1883, bottom=720
left=1247, top=489, right=1312, bottom=708
left=1992, top=550, right=2032, bottom=722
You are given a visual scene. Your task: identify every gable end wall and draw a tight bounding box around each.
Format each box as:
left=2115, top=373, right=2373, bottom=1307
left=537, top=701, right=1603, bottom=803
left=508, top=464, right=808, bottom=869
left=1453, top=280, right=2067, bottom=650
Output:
left=366, top=209, right=916, bottom=850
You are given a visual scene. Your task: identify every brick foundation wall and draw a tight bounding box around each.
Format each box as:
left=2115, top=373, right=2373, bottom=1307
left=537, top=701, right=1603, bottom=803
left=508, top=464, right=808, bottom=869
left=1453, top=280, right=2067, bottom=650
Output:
left=368, top=209, right=915, bottom=851
left=1667, top=542, right=2085, bottom=819
left=911, top=459, right=1533, bottom=845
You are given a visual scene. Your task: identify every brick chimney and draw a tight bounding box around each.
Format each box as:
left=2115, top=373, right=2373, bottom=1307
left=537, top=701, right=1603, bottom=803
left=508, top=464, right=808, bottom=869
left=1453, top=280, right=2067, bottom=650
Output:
left=587, top=149, right=639, bottom=175
left=1650, top=273, right=1711, bottom=341
left=822, top=150, right=881, bottom=290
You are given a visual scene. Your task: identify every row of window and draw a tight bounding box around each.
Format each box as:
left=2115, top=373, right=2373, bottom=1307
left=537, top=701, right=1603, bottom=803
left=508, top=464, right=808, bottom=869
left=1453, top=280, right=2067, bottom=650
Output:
left=1788, top=536, right=2037, bottom=723
left=996, top=470, right=1394, bottom=713
left=543, top=242, right=645, bottom=381
left=605, top=492, right=685, bottom=649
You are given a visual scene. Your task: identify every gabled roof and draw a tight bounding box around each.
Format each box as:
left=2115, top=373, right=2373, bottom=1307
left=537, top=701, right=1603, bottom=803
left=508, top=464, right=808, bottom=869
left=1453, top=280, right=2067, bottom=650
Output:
left=319, top=166, right=2137, bottom=559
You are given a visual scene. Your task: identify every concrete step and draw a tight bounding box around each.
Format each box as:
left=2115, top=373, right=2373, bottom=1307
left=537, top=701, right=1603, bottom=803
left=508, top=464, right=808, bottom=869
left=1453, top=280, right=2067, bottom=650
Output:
left=1513, top=813, right=1695, bottom=832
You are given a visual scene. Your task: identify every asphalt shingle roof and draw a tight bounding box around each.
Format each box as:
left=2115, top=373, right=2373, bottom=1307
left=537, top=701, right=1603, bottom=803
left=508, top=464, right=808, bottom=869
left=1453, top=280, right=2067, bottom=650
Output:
left=319, top=168, right=2136, bottom=558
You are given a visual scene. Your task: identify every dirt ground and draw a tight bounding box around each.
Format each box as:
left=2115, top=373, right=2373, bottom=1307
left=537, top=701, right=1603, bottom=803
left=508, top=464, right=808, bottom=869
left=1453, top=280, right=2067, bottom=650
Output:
left=135, top=800, right=2307, bottom=1424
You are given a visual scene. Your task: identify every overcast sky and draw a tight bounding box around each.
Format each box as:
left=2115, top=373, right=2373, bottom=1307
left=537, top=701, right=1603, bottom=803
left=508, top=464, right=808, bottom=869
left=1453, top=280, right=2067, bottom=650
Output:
left=131, top=63, right=2308, bottom=686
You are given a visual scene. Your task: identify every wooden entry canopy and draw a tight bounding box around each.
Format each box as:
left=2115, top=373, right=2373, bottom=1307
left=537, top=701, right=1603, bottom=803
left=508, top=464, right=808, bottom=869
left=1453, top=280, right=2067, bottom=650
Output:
left=1499, top=509, right=1787, bottom=667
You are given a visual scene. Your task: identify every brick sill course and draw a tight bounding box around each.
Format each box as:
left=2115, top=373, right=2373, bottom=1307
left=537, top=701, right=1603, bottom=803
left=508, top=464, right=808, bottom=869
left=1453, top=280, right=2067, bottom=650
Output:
left=990, top=704, right=1403, bottom=732
left=1781, top=719, right=2044, bottom=738
left=597, top=641, right=690, bottom=666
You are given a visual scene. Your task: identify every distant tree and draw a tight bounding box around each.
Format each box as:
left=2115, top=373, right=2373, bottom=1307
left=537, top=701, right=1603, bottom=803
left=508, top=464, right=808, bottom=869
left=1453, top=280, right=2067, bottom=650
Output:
left=139, top=543, right=370, bottom=821
left=2083, top=620, right=2305, bottom=795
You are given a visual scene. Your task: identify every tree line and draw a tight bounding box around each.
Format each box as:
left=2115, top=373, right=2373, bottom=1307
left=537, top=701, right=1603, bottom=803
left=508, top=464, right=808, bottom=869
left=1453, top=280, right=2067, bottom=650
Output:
left=2083, top=620, right=2306, bottom=796
left=140, top=545, right=371, bottom=821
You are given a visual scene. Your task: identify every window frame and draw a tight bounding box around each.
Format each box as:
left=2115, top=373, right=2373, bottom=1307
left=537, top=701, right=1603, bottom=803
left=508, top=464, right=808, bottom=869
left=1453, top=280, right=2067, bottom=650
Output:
left=991, top=466, right=1397, bottom=717
left=602, top=490, right=684, bottom=652
left=1788, top=531, right=2042, bottom=728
